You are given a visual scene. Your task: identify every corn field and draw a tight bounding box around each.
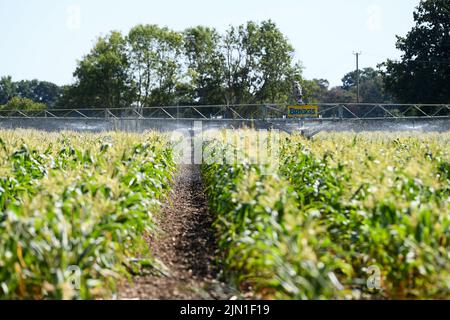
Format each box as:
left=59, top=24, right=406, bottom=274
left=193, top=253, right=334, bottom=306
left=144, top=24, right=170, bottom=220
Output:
left=0, top=129, right=449, bottom=299
left=202, top=130, right=450, bottom=299
left=0, top=130, right=176, bottom=299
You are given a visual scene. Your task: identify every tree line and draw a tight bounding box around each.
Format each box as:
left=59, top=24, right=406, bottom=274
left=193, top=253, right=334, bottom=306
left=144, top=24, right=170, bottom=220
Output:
left=0, top=0, right=448, bottom=111
left=60, top=21, right=303, bottom=109
left=302, top=67, right=392, bottom=104
left=0, top=76, right=61, bottom=110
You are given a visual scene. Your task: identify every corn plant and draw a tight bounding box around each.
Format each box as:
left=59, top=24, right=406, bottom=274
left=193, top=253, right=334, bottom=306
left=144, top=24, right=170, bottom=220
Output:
left=202, top=130, right=449, bottom=299
left=0, top=130, right=176, bottom=299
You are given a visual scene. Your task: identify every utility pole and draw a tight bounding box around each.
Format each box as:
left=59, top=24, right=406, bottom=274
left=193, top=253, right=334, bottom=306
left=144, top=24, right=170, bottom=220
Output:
left=353, top=51, right=362, bottom=103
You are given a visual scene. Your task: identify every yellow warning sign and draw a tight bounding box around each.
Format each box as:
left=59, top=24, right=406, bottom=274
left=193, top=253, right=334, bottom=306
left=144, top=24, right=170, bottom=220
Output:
left=288, top=105, right=319, bottom=118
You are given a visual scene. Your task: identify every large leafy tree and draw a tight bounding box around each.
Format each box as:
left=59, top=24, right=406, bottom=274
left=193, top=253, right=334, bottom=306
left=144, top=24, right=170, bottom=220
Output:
left=222, top=20, right=301, bottom=107
left=183, top=26, right=225, bottom=105
left=380, top=0, right=450, bottom=103
left=0, top=76, right=16, bottom=105
left=222, top=23, right=257, bottom=105
left=254, top=20, right=298, bottom=104
left=65, top=31, right=132, bottom=109
left=128, top=25, right=183, bottom=108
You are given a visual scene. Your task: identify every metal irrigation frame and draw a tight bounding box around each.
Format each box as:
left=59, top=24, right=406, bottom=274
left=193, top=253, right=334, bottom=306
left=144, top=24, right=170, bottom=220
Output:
left=0, top=103, right=449, bottom=120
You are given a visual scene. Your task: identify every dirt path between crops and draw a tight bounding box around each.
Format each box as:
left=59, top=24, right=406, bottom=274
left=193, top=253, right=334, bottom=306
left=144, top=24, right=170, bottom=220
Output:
left=118, top=165, right=235, bottom=300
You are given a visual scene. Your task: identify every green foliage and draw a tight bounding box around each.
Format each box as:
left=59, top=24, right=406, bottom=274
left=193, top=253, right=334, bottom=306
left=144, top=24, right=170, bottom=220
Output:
left=342, top=68, right=378, bottom=90
left=0, top=97, right=46, bottom=111
left=341, top=68, right=392, bottom=103
left=301, top=79, right=330, bottom=103
left=183, top=26, right=225, bottom=105
left=202, top=130, right=450, bottom=299
left=0, top=76, right=62, bottom=108
left=222, top=20, right=300, bottom=106
left=128, top=24, right=183, bottom=108
left=281, top=133, right=449, bottom=299
left=64, top=20, right=302, bottom=109
left=380, top=0, right=450, bottom=103
left=201, top=133, right=346, bottom=299
left=0, top=76, right=16, bottom=105
left=302, top=69, right=392, bottom=104
left=0, top=131, right=176, bottom=299
left=63, top=31, right=133, bottom=109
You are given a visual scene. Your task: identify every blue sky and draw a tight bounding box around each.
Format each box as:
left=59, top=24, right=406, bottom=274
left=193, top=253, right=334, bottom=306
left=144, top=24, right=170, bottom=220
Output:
left=0, top=0, right=420, bottom=87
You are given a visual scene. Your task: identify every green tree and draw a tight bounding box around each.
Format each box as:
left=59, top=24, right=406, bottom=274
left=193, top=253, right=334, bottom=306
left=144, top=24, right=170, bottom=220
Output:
left=380, top=0, right=450, bottom=103
left=222, top=22, right=256, bottom=105
left=183, top=26, right=225, bottom=105
left=359, top=76, right=390, bottom=103
left=222, top=20, right=302, bottom=112
left=0, top=76, right=16, bottom=105
left=128, top=25, right=183, bottom=108
left=16, top=80, right=62, bottom=108
left=342, top=68, right=379, bottom=90
left=68, top=31, right=132, bottom=109
left=323, top=87, right=356, bottom=103
left=302, top=78, right=330, bottom=103
left=341, top=68, right=391, bottom=103
left=0, top=97, right=46, bottom=111
left=0, top=77, right=62, bottom=108
left=254, top=20, right=298, bottom=104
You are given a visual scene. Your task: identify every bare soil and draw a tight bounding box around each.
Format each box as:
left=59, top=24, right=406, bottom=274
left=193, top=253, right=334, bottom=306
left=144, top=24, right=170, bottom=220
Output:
left=118, top=165, right=234, bottom=300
